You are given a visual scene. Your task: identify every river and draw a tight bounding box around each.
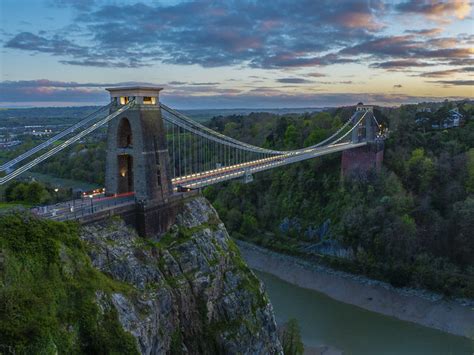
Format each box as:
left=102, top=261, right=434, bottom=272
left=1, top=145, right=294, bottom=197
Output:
left=255, top=271, right=473, bottom=355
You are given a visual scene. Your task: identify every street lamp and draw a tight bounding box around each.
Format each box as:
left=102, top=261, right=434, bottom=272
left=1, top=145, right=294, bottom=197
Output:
left=54, top=188, right=59, bottom=203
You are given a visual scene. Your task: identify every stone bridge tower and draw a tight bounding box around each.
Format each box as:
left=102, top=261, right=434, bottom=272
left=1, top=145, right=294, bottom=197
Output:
left=104, top=87, right=173, bottom=202
left=341, top=103, right=384, bottom=178
left=351, top=103, right=376, bottom=143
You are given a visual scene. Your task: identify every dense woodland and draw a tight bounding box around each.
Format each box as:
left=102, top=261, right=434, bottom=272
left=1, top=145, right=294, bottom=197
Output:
left=2, top=101, right=473, bottom=297
left=203, top=101, right=474, bottom=298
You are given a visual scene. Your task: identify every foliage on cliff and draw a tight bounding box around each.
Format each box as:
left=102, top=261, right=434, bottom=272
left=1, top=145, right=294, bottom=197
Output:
left=0, top=213, right=138, bottom=354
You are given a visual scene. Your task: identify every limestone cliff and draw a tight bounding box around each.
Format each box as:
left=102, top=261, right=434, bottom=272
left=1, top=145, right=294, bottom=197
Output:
left=80, top=196, right=282, bottom=354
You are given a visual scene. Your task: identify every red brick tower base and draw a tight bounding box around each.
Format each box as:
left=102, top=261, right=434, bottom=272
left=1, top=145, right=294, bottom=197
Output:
left=341, top=141, right=384, bottom=178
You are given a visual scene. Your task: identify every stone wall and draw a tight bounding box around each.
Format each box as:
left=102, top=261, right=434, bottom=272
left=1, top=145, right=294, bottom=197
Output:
left=341, top=141, right=384, bottom=178
left=79, top=191, right=200, bottom=238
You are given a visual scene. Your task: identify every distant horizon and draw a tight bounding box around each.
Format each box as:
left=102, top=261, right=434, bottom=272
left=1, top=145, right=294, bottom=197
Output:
left=0, top=97, right=471, bottom=111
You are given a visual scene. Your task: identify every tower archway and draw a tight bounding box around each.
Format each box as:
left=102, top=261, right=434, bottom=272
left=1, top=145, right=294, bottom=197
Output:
left=117, top=117, right=133, bottom=148
left=118, top=154, right=134, bottom=193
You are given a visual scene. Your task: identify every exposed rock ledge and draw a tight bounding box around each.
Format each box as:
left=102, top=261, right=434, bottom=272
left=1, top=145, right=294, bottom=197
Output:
left=80, top=196, right=282, bottom=354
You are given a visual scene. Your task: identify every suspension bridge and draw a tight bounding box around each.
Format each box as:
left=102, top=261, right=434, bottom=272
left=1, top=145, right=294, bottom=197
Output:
left=0, top=86, right=383, bottom=235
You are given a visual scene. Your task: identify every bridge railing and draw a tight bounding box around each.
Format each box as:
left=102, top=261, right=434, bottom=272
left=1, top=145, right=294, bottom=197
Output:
left=32, top=194, right=136, bottom=222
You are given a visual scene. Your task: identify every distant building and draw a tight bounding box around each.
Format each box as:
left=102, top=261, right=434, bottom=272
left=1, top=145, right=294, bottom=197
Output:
left=356, top=102, right=373, bottom=112
left=431, top=108, right=464, bottom=129
left=449, top=108, right=463, bottom=125
left=25, top=128, right=54, bottom=136
left=415, top=117, right=430, bottom=125
left=0, top=135, right=21, bottom=149
left=417, top=107, right=432, bottom=113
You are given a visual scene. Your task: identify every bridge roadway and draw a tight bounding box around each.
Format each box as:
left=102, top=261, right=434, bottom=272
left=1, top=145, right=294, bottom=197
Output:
left=172, top=141, right=367, bottom=189
left=33, top=141, right=366, bottom=222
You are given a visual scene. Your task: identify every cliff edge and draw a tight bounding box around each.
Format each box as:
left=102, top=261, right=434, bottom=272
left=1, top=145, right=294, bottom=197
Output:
left=81, top=196, right=282, bottom=354
left=0, top=196, right=282, bottom=354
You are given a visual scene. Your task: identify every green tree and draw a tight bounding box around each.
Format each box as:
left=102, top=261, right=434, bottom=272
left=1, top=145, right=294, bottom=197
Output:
left=304, top=128, right=326, bottom=147
left=284, top=125, right=298, bottom=148
left=4, top=181, right=50, bottom=204
left=279, top=319, right=304, bottom=355
left=313, top=112, right=333, bottom=129
left=5, top=181, right=22, bottom=201
left=406, top=148, right=434, bottom=193
left=466, top=148, right=474, bottom=193
left=25, top=182, right=49, bottom=204
left=240, top=213, right=258, bottom=236
left=9, top=183, right=28, bottom=202
left=226, top=208, right=242, bottom=231
left=223, top=122, right=239, bottom=137
left=450, top=197, right=474, bottom=267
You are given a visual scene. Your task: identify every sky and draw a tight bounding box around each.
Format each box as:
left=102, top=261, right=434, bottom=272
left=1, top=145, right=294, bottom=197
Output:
left=0, top=0, right=473, bottom=109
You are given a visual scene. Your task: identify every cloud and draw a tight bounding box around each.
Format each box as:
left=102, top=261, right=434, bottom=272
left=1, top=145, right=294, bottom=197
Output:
left=405, top=28, right=443, bottom=36
left=395, top=0, right=471, bottom=22
left=0, top=79, right=246, bottom=105
left=2, top=0, right=472, bottom=77
left=4, top=0, right=473, bottom=77
left=342, top=34, right=473, bottom=72
left=3, top=0, right=383, bottom=69
left=5, top=32, right=88, bottom=57
left=189, top=82, right=220, bottom=86
left=253, top=53, right=357, bottom=69
left=59, top=59, right=147, bottom=68
left=162, top=92, right=470, bottom=109
left=430, top=80, right=474, bottom=86
left=5, top=32, right=150, bottom=68
left=370, top=60, right=435, bottom=70
left=168, top=81, right=187, bottom=85
left=419, top=67, right=474, bottom=77
left=308, top=72, right=327, bottom=77
left=1, top=79, right=469, bottom=109
left=276, top=78, right=313, bottom=84
left=447, top=58, right=474, bottom=66
left=51, top=0, right=96, bottom=11
left=0, top=79, right=158, bottom=103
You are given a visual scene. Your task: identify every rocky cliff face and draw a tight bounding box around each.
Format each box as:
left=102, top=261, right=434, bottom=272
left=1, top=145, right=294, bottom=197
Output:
left=80, top=196, right=282, bottom=354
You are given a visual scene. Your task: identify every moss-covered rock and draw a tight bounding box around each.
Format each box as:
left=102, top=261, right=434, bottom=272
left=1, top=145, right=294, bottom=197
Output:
left=80, top=196, right=282, bottom=354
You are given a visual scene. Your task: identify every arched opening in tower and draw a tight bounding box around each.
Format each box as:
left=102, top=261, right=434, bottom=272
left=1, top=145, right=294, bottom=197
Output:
left=117, top=117, right=133, bottom=148
left=118, top=154, right=134, bottom=193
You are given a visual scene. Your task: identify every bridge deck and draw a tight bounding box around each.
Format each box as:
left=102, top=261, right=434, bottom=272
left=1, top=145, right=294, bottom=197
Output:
left=33, top=141, right=366, bottom=222
left=173, top=141, right=367, bottom=189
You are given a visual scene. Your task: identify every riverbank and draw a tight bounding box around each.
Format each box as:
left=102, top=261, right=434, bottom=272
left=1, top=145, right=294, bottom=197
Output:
left=237, top=240, right=474, bottom=339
